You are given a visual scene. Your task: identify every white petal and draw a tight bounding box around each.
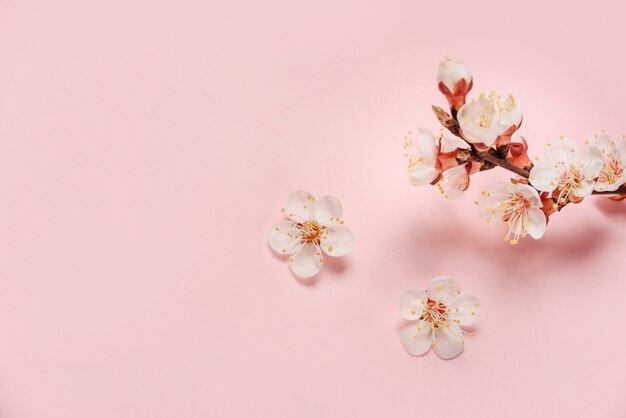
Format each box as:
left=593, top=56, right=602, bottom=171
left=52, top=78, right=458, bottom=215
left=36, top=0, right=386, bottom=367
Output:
left=478, top=184, right=508, bottom=223
left=499, top=95, right=522, bottom=128
left=409, top=162, right=439, bottom=186
left=427, top=276, right=461, bottom=304
left=399, top=289, right=427, bottom=320
left=414, top=127, right=438, bottom=160
left=283, top=190, right=315, bottom=222
left=526, top=207, right=547, bottom=239
left=572, top=179, right=596, bottom=198
left=289, top=243, right=323, bottom=279
left=399, top=320, right=433, bottom=356
left=439, top=164, right=469, bottom=200
left=591, top=133, right=616, bottom=155
left=457, top=98, right=505, bottom=146
left=437, top=57, right=472, bottom=92
left=578, top=146, right=604, bottom=179
left=267, top=221, right=302, bottom=255
left=320, top=225, right=354, bottom=257
left=543, top=138, right=576, bottom=165
left=529, top=162, right=558, bottom=192
left=516, top=184, right=542, bottom=207
left=441, top=130, right=470, bottom=152
left=448, top=293, right=481, bottom=326
left=313, top=196, right=342, bottom=224
left=432, top=323, right=464, bottom=360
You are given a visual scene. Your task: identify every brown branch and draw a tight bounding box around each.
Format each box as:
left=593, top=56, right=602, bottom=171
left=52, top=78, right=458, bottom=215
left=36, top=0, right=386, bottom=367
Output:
left=435, top=105, right=626, bottom=198
left=478, top=152, right=626, bottom=196
left=480, top=152, right=530, bottom=178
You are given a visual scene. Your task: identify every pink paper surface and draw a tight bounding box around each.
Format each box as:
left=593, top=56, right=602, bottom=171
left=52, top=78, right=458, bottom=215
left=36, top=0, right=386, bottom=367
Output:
left=1, top=0, right=625, bottom=417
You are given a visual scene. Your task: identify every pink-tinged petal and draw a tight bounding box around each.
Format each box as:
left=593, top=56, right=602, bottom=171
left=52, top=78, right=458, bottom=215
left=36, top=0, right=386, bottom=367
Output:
left=399, top=289, right=427, bottom=320
left=440, top=130, right=470, bottom=152
left=399, top=320, right=433, bottom=356
left=283, top=190, right=315, bottom=222
left=619, top=139, right=626, bottom=157
left=320, top=225, right=354, bottom=257
left=515, top=184, right=542, bottom=207
left=499, top=95, right=522, bottom=128
left=591, top=133, right=617, bottom=155
left=289, top=243, right=323, bottom=279
left=409, top=162, right=439, bottom=186
left=448, top=293, right=480, bottom=326
left=529, top=162, right=559, bottom=192
left=572, top=180, right=596, bottom=198
left=478, top=183, right=508, bottom=223
left=267, top=221, right=302, bottom=255
left=579, top=146, right=604, bottom=179
left=427, top=276, right=461, bottom=304
left=437, top=57, right=472, bottom=92
left=313, top=196, right=342, bottom=224
left=543, top=138, right=576, bottom=165
left=414, top=127, right=438, bottom=161
left=438, top=164, right=470, bottom=200
left=457, top=98, right=508, bottom=147
left=432, top=323, right=464, bottom=360
left=526, top=207, right=547, bottom=239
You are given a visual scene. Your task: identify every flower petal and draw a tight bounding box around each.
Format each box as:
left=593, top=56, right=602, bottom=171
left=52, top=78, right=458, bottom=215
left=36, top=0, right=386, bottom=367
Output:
left=543, top=138, right=576, bottom=165
left=427, top=276, right=461, bottom=304
left=578, top=146, right=604, bottom=179
left=448, top=293, right=480, bottom=326
left=399, top=289, right=427, bottom=320
left=432, top=323, right=464, bottom=360
left=267, top=221, right=302, bottom=255
left=526, top=207, right=547, bottom=239
left=529, top=162, right=558, bottom=192
left=516, top=184, right=542, bottom=207
left=438, top=164, right=470, bottom=200
left=283, top=190, right=315, bottom=222
left=414, top=127, right=438, bottom=161
left=399, top=320, right=433, bottom=356
left=313, top=196, right=343, bottom=224
left=289, top=243, right=323, bottom=279
left=572, top=179, right=596, bottom=198
left=409, top=162, right=439, bottom=186
left=320, top=225, right=354, bottom=257
left=440, top=130, right=470, bottom=152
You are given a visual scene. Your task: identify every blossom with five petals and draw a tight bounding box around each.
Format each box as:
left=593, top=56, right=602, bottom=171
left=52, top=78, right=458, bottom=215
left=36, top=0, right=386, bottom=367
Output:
left=457, top=93, right=522, bottom=151
left=529, top=137, right=603, bottom=203
left=399, top=276, right=480, bottom=360
left=268, top=191, right=354, bottom=279
left=591, top=133, right=626, bottom=192
left=478, top=182, right=547, bottom=244
left=404, top=127, right=470, bottom=186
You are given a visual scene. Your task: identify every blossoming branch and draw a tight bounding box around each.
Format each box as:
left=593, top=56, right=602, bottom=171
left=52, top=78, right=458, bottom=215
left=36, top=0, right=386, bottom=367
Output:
left=405, top=57, right=626, bottom=244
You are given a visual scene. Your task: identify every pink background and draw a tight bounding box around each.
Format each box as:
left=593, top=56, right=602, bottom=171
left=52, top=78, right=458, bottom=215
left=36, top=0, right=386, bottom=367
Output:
left=1, top=0, right=625, bottom=417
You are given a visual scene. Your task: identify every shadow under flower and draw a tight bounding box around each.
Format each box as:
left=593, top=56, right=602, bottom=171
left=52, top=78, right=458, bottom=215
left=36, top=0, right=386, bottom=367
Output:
left=395, top=207, right=610, bottom=284
left=594, top=197, right=626, bottom=219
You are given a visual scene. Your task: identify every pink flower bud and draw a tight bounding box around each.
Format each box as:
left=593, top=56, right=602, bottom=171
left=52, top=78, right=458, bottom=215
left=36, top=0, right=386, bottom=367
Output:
left=437, top=57, right=473, bottom=110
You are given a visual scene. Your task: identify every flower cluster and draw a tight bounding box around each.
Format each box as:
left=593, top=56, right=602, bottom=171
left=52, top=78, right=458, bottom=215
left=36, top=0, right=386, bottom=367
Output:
left=406, top=57, right=626, bottom=244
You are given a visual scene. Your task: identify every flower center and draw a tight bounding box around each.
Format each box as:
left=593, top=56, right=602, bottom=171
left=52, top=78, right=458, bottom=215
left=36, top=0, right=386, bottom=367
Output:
left=499, top=192, right=531, bottom=245
left=479, top=113, right=492, bottom=128
left=297, top=221, right=325, bottom=245
left=556, top=165, right=584, bottom=203
left=420, top=299, right=449, bottom=329
left=598, top=158, right=624, bottom=185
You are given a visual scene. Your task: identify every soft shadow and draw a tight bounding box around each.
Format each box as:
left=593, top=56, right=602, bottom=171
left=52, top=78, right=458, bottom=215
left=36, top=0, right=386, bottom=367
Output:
left=268, top=245, right=351, bottom=286
left=396, top=209, right=611, bottom=284
left=595, top=198, right=626, bottom=219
